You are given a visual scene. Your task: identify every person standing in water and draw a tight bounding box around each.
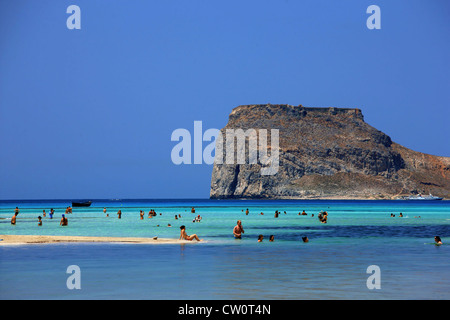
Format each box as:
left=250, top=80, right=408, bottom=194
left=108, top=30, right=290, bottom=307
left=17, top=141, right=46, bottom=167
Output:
left=11, top=212, right=18, bottom=225
left=117, top=210, right=122, bottom=219
left=233, top=220, right=245, bottom=239
left=60, top=214, right=68, bottom=226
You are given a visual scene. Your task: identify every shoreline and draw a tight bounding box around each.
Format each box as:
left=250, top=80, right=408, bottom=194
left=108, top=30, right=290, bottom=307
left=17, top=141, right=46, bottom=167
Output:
left=0, top=234, right=199, bottom=245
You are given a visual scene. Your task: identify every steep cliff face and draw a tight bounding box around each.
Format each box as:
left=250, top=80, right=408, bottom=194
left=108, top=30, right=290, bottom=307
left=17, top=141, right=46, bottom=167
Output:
left=210, top=104, right=450, bottom=199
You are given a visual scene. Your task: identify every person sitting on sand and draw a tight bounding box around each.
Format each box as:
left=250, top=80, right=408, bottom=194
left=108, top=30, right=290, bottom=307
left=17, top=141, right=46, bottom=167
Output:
left=179, top=225, right=201, bottom=241
left=233, top=220, right=244, bottom=239
left=435, top=236, right=443, bottom=246
left=38, top=216, right=42, bottom=226
left=60, top=214, right=68, bottom=226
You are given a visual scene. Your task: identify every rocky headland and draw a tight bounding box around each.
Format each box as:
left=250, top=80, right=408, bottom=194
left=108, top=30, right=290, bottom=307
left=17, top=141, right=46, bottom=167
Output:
left=210, top=104, right=450, bottom=200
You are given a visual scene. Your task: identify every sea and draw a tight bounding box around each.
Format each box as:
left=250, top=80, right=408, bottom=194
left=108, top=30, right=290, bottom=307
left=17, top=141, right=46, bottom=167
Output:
left=0, top=199, right=449, bottom=300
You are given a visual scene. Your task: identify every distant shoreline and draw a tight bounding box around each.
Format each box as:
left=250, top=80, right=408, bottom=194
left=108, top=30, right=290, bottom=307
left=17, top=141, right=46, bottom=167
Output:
left=0, top=234, right=196, bottom=245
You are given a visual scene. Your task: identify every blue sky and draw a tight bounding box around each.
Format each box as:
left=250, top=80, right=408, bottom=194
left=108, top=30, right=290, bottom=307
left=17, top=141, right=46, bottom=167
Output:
left=0, top=0, right=449, bottom=200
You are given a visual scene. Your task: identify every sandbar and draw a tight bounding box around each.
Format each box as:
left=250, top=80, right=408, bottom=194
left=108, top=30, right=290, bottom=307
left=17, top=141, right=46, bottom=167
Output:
left=0, top=234, right=199, bottom=245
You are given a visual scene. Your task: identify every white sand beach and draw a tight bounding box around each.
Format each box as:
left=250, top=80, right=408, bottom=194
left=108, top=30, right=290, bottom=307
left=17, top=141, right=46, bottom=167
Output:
left=0, top=234, right=199, bottom=245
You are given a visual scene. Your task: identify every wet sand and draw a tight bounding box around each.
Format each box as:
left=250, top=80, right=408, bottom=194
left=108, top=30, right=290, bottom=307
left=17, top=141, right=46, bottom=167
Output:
left=0, top=234, right=198, bottom=245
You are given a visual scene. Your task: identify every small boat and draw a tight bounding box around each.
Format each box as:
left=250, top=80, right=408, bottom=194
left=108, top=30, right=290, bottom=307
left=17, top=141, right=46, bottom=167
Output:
left=397, top=194, right=443, bottom=200
left=72, top=201, right=92, bottom=207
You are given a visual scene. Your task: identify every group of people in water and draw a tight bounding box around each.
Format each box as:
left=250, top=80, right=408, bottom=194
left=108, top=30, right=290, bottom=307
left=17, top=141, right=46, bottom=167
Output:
left=10, top=207, right=68, bottom=226
left=233, top=218, right=310, bottom=243
left=8, top=206, right=444, bottom=245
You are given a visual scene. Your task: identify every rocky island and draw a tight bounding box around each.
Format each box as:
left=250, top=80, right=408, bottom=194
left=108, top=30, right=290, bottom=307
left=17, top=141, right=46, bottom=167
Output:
left=210, top=104, right=450, bottom=200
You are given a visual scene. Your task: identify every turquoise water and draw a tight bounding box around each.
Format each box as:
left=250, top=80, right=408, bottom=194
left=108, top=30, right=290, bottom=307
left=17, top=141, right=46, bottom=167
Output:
left=1, top=199, right=449, bottom=299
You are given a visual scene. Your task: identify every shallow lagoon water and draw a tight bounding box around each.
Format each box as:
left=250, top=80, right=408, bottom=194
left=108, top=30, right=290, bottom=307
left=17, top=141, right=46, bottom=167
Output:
left=1, top=199, right=449, bottom=299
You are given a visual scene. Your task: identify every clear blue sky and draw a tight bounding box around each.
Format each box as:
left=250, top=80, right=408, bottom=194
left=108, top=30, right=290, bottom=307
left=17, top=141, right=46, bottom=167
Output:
left=1, top=0, right=449, bottom=200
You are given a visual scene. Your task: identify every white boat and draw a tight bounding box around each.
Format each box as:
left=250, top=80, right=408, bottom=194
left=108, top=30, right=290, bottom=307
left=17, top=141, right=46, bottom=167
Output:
left=397, top=194, right=443, bottom=200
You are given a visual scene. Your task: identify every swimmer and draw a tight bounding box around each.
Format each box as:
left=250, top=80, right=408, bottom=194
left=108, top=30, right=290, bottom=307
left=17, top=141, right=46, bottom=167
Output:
left=38, top=216, right=42, bottom=226
left=269, top=235, right=274, bottom=242
left=302, top=236, right=309, bottom=243
left=257, top=235, right=264, bottom=242
left=179, top=225, right=201, bottom=241
left=117, top=210, right=122, bottom=219
left=435, top=236, right=443, bottom=246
